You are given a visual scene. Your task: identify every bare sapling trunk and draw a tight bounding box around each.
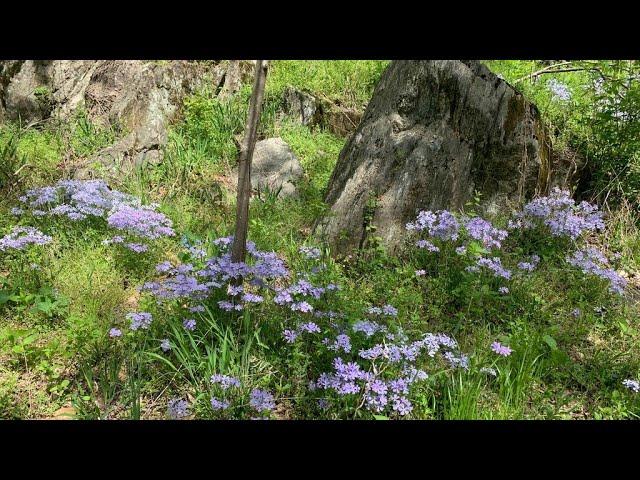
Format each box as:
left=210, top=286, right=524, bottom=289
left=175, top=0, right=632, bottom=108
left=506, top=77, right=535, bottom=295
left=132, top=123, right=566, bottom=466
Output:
left=231, top=60, right=269, bottom=269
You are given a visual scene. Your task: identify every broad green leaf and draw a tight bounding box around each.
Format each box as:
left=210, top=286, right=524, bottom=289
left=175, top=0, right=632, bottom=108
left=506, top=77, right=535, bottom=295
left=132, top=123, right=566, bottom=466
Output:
left=542, top=334, right=557, bottom=350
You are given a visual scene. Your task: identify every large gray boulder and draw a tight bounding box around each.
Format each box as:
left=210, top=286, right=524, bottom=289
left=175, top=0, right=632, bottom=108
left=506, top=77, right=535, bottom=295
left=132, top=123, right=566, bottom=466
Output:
left=230, top=137, right=304, bottom=198
left=315, top=60, right=575, bottom=255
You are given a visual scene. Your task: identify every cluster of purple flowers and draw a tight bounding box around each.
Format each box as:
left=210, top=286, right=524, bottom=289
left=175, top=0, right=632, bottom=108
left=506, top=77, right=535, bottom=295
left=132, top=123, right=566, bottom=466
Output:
left=242, top=292, right=264, bottom=303
left=491, top=341, right=513, bottom=357
left=314, top=356, right=428, bottom=416
left=109, top=328, right=122, bottom=338
left=201, top=239, right=288, bottom=288
left=368, top=304, right=398, bottom=317
left=18, top=180, right=136, bottom=220
left=283, top=321, right=322, bottom=343
left=106, top=203, right=175, bottom=250
left=464, top=217, right=508, bottom=250
left=0, top=226, right=52, bottom=252
left=566, top=247, right=627, bottom=295
left=167, top=398, right=190, bottom=419
left=141, top=237, right=290, bottom=315
left=323, top=334, right=352, bottom=353
left=127, top=311, right=153, bottom=331
left=210, top=397, right=231, bottom=410
left=517, top=254, right=540, bottom=273
left=182, top=318, right=197, bottom=331
left=308, top=323, right=467, bottom=417
left=622, top=379, right=640, bottom=393
left=474, top=257, right=512, bottom=280
left=407, top=210, right=508, bottom=254
left=142, top=262, right=211, bottom=302
left=509, top=188, right=604, bottom=240
left=547, top=79, right=572, bottom=101
left=299, top=246, right=321, bottom=260
left=249, top=389, right=276, bottom=412
left=13, top=179, right=175, bottom=253
left=209, top=374, right=241, bottom=412
left=211, top=374, right=242, bottom=390
left=352, top=320, right=388, bottom=337
left=407, top=210, right=460, bottom=242
left=207, top=374, right=276, bottom=417
left=274, top=278, right=330, bottom=314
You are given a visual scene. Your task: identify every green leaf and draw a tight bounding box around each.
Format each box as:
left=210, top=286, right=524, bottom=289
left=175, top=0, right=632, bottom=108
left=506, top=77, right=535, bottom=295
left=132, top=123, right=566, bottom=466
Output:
left=542, top=334, right=558, bottom=350
left=0, top=290, right=11, bottom=305
left=373, top=414, right=389, bottom=420
left=22, top=333, right=37, bottom=345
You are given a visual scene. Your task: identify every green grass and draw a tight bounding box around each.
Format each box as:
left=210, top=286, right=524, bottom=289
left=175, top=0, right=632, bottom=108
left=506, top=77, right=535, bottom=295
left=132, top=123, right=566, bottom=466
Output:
left=268, top=60, right=389, bottom=109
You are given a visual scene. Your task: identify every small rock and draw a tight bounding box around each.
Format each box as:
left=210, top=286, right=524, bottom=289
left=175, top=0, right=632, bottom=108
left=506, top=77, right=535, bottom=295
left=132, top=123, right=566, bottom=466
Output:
left=283, top=86, right=322, bottom=127
left=231, top=137, right=304, bottom=198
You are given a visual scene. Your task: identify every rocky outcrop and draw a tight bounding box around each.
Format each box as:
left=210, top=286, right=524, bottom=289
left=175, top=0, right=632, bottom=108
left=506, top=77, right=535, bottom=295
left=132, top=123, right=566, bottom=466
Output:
left=230, top=137, right=304, bottom=198
left=315, top=60, right=575, bottom=255
left=0, top=60, right=255, bottom=178
left=282, top=86, right=362, bottom=137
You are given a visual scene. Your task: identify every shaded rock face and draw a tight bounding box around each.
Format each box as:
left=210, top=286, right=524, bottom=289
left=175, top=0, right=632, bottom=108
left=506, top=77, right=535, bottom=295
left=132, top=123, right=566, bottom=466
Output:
left=0, top=60, right=254, bottom=178
left=315, top=60, right=570, bottom=255
left=230, top=138, right=304, bottom=198
left=282, top=86, right=363, bottom=137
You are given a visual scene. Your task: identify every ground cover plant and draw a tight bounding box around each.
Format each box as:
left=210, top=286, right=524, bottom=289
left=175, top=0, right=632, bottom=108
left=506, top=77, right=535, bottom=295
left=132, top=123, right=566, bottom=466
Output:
left=0, top=60, right=639, bottom=420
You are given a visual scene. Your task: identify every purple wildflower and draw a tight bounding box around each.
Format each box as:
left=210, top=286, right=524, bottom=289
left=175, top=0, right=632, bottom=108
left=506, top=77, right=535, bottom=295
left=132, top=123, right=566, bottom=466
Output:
left=109, top=328, right=122, bottom=338
left=167, top=398, right=190, bottom=419
left=127, top=312, right=153, bottom=330
left=464, top=217, right=508, bottom=250
left=491, top=341, right=513, bottom=357
left=210, top=397, right=230, bottom=410
left=0, top=226, right=52, bottom=251
left=352, top=320, right=386, bottom=337
left=517, top=254, right=540, bottom=273
left=242, top=292, right=264, bottom=303
left=391, top=395, right=413, bottom=416
left=299, top=322, right=321, bottom=334
left=567, top=247, right=627, bottom=295
left=511, top=188, right=604, bottom=240
left=476, top=257, right=512, bottom=280
left=382, top=304, right=398, bottom=317
left=327, top=334, right=352, bottom=353
left=210, top=374, right=241, bottom=389
left=291, top=301, right=313, bottom=313
left=299, top=246, right=321, bottom=260
left=548, top=79, right=571, bottom=101
left=249, top=389, right=275, bottom=412
left=283, top=329, right=298, bottom=343
left=183, top=318, right=197, bottom=331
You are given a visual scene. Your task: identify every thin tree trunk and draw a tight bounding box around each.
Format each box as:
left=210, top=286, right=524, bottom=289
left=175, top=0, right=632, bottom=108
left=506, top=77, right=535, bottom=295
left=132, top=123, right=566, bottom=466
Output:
left=231, top=60, right=268, bottom=267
